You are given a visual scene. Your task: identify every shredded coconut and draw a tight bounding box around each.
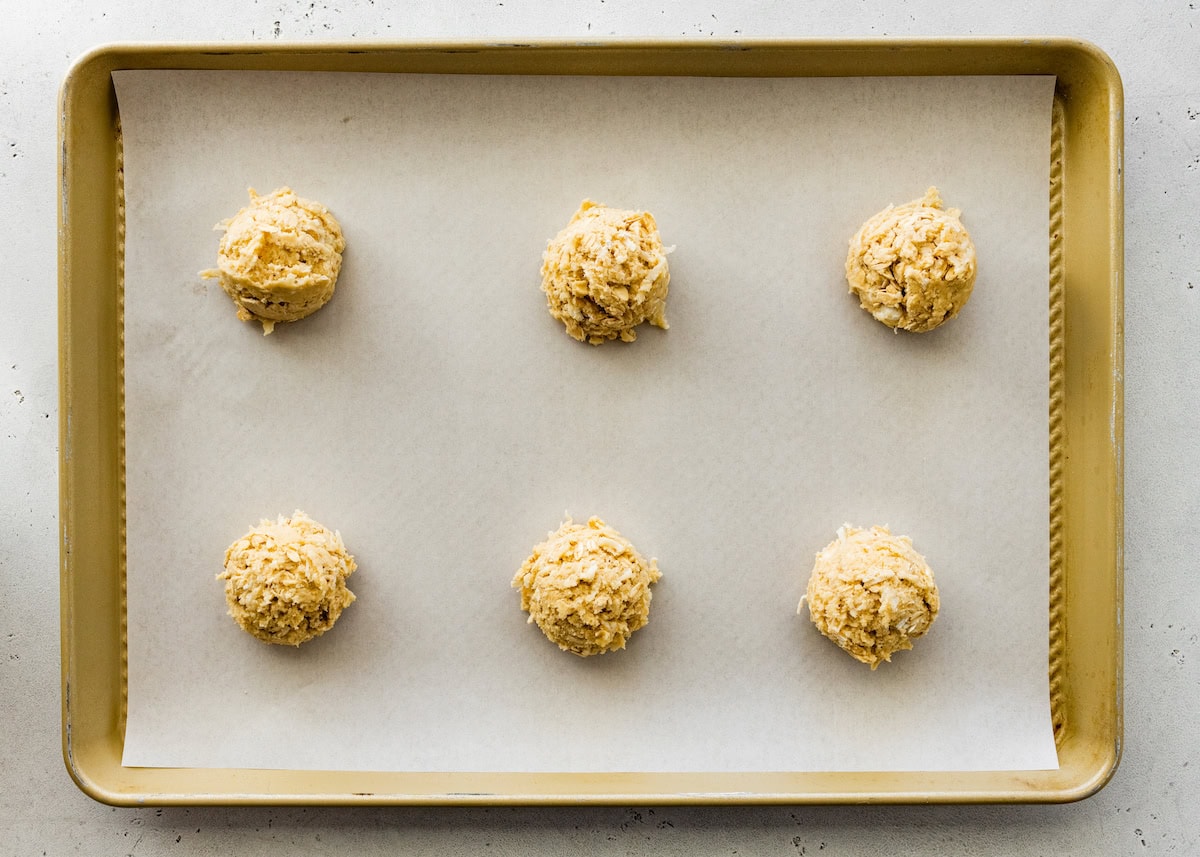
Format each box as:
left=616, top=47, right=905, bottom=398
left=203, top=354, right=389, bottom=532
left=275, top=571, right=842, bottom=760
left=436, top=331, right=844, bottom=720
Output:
left=201, top=187, right=345, bottom=334
left=800, top=524, right=939, bottom=669
left=512, top=516, right=662, bottom=656
left=845, top=187, right=976, bottom=333
left=540, top=200, right=671, bottom=345
left=218, top=510, right=356, bottom=646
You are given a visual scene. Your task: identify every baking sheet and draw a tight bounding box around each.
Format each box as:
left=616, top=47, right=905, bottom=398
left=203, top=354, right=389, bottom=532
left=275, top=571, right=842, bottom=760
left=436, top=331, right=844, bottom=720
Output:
left=115, top=69, right=1057, bottom=773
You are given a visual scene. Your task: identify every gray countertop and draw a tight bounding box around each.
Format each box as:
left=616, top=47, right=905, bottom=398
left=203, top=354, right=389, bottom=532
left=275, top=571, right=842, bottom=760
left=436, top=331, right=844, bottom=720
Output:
left=2, top=2, right=1195, bottom=853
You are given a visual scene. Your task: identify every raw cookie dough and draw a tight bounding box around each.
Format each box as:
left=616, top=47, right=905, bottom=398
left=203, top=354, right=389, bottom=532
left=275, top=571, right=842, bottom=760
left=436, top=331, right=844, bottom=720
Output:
left=512, top=516, right=662, bottom=656
left=202, top=187, right=346, bottom=335
left=540, top=200, right=671, bottom=345
left=800, top=524, right=939, bottom=669
left=219, top=510, right=356, bottom=646
left=845, top=187, right=976, bottom=333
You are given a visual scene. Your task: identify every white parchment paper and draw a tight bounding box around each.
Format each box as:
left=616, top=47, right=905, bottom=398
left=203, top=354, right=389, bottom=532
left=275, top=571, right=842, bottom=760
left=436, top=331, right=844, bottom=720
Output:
left=116, top=69, right=1057, bottom=773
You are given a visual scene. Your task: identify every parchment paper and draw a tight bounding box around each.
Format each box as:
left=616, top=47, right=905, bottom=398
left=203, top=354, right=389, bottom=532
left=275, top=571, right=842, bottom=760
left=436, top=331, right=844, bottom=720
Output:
left=116, top=69, right=1057, bottom=773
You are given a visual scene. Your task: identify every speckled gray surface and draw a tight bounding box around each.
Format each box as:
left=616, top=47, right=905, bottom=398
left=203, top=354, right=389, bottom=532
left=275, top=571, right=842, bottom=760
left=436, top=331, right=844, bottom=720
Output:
left=2, top=1, right=1196, bottom=854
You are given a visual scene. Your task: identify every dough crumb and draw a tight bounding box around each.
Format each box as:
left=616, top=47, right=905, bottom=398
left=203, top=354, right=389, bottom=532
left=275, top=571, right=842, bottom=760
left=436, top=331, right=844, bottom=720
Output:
left=201, top=187, right=345, bottom=334
left=800, top=524, right=939, bottom=669
left=513, top=516, right=661, bottom=656
left=540, top=200, right=671, bottom=345
left=845, top=187, right=976, bottom=333
left=219, top=510, right=356, bottom=646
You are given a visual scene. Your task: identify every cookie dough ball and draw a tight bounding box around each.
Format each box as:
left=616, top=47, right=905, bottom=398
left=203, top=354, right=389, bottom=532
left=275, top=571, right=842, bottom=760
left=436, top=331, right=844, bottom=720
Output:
left=540, top=200, right=671, bottom=345
left=204, top=187, right=346, bottom=335
left=800, top=524, right=939, bottom=669
left=845, top=187, right=976, bottom=332
left=219, top=510, right=357, bottom=646
left=513, top=516, right=662, bottom=656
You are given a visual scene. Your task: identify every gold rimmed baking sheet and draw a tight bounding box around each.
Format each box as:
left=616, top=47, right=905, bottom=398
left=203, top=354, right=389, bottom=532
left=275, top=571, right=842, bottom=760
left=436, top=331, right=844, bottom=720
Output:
left=59, top=39, right=1122, bottom=805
